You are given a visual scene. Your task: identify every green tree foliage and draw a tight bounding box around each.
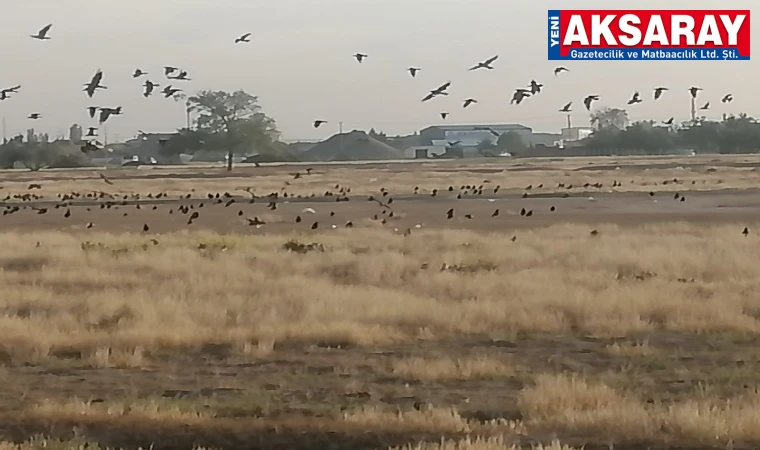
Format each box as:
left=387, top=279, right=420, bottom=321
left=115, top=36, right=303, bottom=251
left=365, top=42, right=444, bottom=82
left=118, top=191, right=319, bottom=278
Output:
left=0, top=129, right=85, bottom=170
left=590, top=107, right=630, bottom=131
left=582, top=114, right=760, bottom=155
left=496, top=131, right=527, bottom=153
left=183, top=89, right=280, bottom=170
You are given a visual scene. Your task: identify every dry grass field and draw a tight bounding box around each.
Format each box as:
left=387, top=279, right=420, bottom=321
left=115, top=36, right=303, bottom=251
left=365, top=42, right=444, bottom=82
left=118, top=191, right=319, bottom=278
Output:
left=2, top=155, right=760, bottom=449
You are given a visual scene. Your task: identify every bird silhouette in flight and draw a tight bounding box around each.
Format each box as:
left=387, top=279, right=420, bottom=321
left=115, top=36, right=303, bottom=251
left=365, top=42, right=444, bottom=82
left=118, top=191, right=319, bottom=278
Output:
left=235, top=33, right=252, bottom=43
left=559, top=101, right=572, bottom=112
left=627, top=91, right=642, bottom=105
left=408, top=67, right=421, bottom=77
left=313, top=120, right=327, bottom=128
left=462, top=98, right=477, bottom=108
left=511, top=89, right=531, bottom=105
left=469, top=55, right=498, bottom=70
left=164, top=66, right=179, bottom=76
left=100, top=173, right=114, bottom=185
left=143, top=80, right=159, bottom=97
left=722, top=93, right=733, bottom=103
left=30, top=24, right=52, bottom=40
left=554, top=66, right=569, bottom=76
left=663, top=117, right=674, bottom=125
left=353, top=53, right=367, bottom=63
left=440, top=112, right=449, bottom=120
left=653, top=87, right=668, bottom=100
left=28, top=113, right=41, bottom=120
left=98, top=107, right=122, bottom=124
left=87, top=106, right=99, bottom=118
left=421, top=81, right=451, bottom=102
left=689, top=86, right=703, bottom=99
left=529, top=80, right=543, bottom=94
left=133, top=69, right=147, bottom=78
left=168, top=70, right=191, bottom=81
left=700, top=102, right=710, bottom=110
left=584, top=95, right=600, bottom=111
left=86, top=127, right=98, bottom=137
left=83, top=69, right=106, bottom=98
left=162, top=85, right=182, bottom=98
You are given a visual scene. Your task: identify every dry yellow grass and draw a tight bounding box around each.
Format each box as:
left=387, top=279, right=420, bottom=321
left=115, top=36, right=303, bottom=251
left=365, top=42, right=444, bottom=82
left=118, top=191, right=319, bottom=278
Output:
left=519, top=373, right=760, bottom=445
left=1, top=153, right=759, bottom=199
left=391, top=437, right=579, bottom=450
left=0, top=222, right=759, bottom=363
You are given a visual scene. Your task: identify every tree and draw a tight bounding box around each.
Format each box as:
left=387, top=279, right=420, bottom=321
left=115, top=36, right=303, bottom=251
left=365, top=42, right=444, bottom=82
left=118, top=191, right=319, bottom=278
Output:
left=185, top=89, right=279, bottom=171
left=590, top=107, right=630, bottom=131
left=496, top=131, right=527, bottom=154
left=476, top=138, right=498, bottom=156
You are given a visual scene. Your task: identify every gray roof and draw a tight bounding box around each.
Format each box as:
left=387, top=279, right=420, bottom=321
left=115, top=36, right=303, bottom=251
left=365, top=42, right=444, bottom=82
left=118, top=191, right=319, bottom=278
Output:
left=421, top=124, right=532, bottom=133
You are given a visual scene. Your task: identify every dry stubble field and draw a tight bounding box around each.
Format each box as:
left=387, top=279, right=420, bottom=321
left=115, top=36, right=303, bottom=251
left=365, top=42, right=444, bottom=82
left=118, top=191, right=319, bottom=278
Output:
left=3, top=155, right=760, bottom=450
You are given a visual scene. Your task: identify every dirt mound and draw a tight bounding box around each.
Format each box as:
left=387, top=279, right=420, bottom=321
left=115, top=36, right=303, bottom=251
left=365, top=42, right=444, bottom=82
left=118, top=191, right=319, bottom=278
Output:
left=303, top=131, right=404, bottom=161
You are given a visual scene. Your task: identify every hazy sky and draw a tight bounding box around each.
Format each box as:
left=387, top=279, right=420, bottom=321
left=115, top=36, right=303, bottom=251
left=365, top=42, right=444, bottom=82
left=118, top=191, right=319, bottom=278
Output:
left=0, top=0, right=756, bottom=142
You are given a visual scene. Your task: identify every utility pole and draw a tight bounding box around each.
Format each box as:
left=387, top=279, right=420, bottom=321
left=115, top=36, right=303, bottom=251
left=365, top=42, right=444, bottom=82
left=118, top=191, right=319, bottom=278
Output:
left=1, top=116, right=5, bottom=143
left=690, top=97, right=696, bottom=121
left=566, top=114, right=572, bottom=129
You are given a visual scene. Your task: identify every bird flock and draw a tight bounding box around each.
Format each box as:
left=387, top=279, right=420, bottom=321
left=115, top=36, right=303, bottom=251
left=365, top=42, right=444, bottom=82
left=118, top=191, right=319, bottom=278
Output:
left=3, top=23, right=742, bottom=145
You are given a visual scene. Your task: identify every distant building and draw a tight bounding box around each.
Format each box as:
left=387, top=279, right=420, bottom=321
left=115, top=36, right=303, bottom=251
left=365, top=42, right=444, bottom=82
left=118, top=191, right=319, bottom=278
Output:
left=419, top=124, right=533, bottom=149
left=561, top=126, right=593, bottom=142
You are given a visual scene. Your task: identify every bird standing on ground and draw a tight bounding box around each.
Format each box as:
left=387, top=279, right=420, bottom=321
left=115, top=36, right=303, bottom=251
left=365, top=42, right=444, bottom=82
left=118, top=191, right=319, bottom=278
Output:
left=469, top=55, right=498, bottom=70
left=30, top=24, right=52, bottom=40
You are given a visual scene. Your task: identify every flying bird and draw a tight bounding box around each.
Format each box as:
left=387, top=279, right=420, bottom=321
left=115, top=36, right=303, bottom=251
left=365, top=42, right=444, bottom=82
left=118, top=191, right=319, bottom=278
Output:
left=164, top=66, right=179, bottom=76
left=511, top=89, right=531, bottom=105
left=235, top=33, right=252, bottom=43
left=353, top=53, right=367, bottom=63
left=28, top=113, right=41, bottom=120
left=313, top=120, right=327, bottom=128
left=132, top=69, right=147, bottom=78
left=627, top=91, right=642, bottom=105
left=83, top=69, right=106, bottom=98
left=584, top=95, right=600, bottom=111
left=162, top=85, right=182, bottom=98
left=559, top=102, right=572, bottom=112
left=98, top=108, right=118, bottom=124
left=462, top=98, right=477, bottom=108
left=143, top=80, right=159, bottom=97
left=554, top=66, right=569, bottom=76
left=169, top=70, right=191, bottom=81
left=87, top=106, right=99, bottom=118
left=99, top=173, right=114, bottom=185
left=30, top=24, right=52, bottom=40
left=689, top=86, right=703, bottom=99
left=700, top=102, right=710, bottom=110
left=654, top=87, right=668, bottom=100
left=529, top=80, right=543, bottom=94
left=408, top=67, right=421, bottom=77
left=440, top=112, right=449, bottom=120
left=722, top=93, right=733, bottom=103
left=422, top=81, right=451, bottom=102
left=86, top=127, right=98, bottom=137
left=663, top=117, right=674, bottom=125
left=469, top=55, right=498, bottom=70
left=1, top=85, right=20, bottom=96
